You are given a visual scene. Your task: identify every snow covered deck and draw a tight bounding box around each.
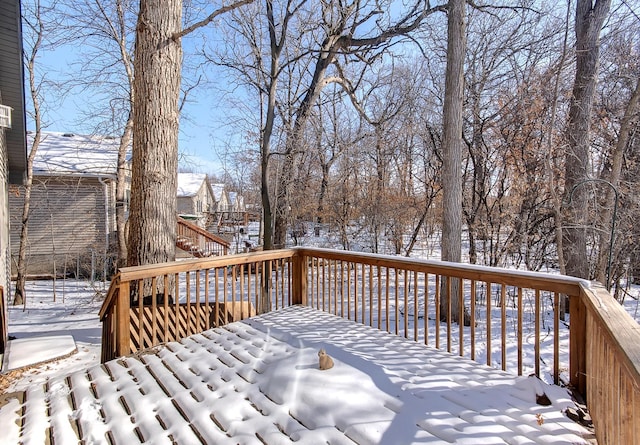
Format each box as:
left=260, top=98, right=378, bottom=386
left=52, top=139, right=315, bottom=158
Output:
left=1, top=305, right=593, bottom=444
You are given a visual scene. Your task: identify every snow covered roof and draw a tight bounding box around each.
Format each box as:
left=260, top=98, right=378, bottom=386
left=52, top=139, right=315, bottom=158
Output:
left=30, top=131, right=131, bottom=177
left=210, top=182, right=226, bottom=201
left=0, top=305, right=592, bottom=444
left=177, top=172, right=207, bottom=197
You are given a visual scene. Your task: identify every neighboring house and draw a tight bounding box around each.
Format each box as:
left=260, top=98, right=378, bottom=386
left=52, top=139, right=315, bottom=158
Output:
left=210, top=182, right=230, bottom=214
left=228, top=191, right=249, bottom=226
left=208, top=183, right=249, bottom=229
left=9, top=131, right=131, bottom=278
left=1, top=0, right=27, bottom=353
left=177, top=173, right=215, bottom=227
left=228, top=191, right=245, bottom=214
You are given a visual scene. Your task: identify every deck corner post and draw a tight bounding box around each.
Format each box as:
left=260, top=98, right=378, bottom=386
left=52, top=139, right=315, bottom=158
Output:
left=569, top=291, right=587, bottom=397
left=292, top=251, right=308, bottom=306
left=116, top=280, right=131, bottom=358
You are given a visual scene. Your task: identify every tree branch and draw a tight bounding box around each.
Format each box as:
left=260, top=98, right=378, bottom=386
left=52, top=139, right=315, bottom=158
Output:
left=172, top=0, right=255, bottom=41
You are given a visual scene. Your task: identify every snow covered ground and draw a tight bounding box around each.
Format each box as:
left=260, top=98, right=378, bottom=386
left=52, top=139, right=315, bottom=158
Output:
left=2, top=280, right=104, bottom=392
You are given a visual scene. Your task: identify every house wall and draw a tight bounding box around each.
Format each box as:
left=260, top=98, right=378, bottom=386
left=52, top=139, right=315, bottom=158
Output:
left=0, top=128, right=8, bottom=290
left=177, top=181, right=214, bottom=228
left=9, top=175, right=117, bottom=277
left=1, top=124, right=10, bottom=351
left=177, top=195, right=196, bottom=216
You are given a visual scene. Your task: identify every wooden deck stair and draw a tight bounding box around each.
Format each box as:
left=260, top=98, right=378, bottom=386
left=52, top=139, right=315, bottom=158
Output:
left=176, top=216, right=230, bottom=257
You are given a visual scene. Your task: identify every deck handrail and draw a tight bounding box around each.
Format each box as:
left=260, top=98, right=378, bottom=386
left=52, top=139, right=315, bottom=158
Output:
left=294, top=247, right=589, bottom=295
left=176, top=216, right=230, bottom=256
left=99, top=246, right=640, bottom=444
left=576, top=283, right=640, bottom=444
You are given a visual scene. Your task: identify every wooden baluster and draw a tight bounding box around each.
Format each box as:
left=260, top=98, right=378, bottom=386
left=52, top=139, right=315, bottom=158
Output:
left=117, top=280, right=131, bottom=358
left=385, top=268, right=390, bottom=333
left=395, top=268, right=399, bottom=336
left=137, top=280, right=144, bottom=353
left=435, top=274, right=440, bottom=350
left=204, top=269, right=210, bottom=331
left=447, top=276, right=452, bottom=353
left=553, top=292, right=560, bottom=385
left=535, top=289, right=540, bottom=378
left=413, top=271, right=418, bottom=342
left=151, top=276, right=157, bottom=349
left=459, top=278, right=464, bottom=357
left=501, top=284, right=506, bottom=371
left=424, top=273, right=430, bottom=346
left=517, top=287, right=523, bottom=375
left=486, top=281, right=492, bottom=367
left=470, top=280, right=476, bottom=361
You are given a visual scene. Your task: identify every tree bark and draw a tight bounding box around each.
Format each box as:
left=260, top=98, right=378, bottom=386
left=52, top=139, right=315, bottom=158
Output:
left=562, top=0, right=611, bottom=280
left=440, top=0, right=466, bottom=323
left=127, top=0, right=182, bottom=268
left=259, top=0, right=283, bottom=251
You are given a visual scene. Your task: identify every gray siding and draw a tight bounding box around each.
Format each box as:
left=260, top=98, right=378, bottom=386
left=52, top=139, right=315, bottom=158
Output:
left=0, top=0, right=27, bottom=183
left=9, top=175, right=116, bottom=276
left=177, top=195, right=196, bottom=215
left=1, top=125, right=8, bottom=291
left=1, top=124, right=9, bottom=353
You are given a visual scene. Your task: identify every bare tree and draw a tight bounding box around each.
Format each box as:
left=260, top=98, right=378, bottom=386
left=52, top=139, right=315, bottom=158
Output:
left=595, top=77, right=640, bottom=285
left=271, top=0, right=446, bottom=248
left=126, top=0, right=182, bottom=268
left=199, top=0, right=294, bottom=250
left=440, top=0, right=466, bottom=323
left=127, top=0, right=252, bottom=268
left=62, top=0, right=137, bottom=268
left=562, top=0, right=611, bottom=280
left=13, top=0, right=55, bottom=306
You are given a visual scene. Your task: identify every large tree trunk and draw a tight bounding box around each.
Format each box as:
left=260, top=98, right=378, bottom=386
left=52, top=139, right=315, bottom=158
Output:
left=440, top=0, right=466, bottom=324
left=127, top=0, right=182, bottom=268
left=562, top=0, right=611, bottom=280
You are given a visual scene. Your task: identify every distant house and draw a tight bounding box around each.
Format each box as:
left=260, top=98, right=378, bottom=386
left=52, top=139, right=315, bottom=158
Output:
left=208, top=183, right=249, bottom=229
left=177, top=173, right=215, bottom=227
left=228, top=191, right=246, bottom=214
left=8, top=131, right=131, bottom=278
left=210, top=182, right=230, bottom=214
left=1, top=0, right=27, bottom=353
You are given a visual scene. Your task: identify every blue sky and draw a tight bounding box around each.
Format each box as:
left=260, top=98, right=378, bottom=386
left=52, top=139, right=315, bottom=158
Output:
left=32, top=61, right=228, bottom=176
left=27, top=25, right=233, bottom=177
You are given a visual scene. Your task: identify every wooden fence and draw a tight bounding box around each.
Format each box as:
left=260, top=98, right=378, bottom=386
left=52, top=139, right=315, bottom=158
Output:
left=99, top=247, right=640, bottom=444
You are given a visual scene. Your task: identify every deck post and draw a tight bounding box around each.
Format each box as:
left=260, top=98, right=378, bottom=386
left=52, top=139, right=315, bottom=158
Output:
left=569, top=292, right=587, bottom=397
left=292, top=251, right=308, bottom=305
left=116, top=280, right=131, bottom=357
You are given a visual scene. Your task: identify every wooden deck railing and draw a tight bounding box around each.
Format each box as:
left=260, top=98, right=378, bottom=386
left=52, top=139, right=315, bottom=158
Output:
left=99, top=247, right=640, bottom=445
left=176, top=216, right=230, bottom=257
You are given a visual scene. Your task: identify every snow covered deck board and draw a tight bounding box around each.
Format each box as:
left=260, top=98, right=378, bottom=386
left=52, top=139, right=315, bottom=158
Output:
left=0, top=306, right=593, bottom=444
